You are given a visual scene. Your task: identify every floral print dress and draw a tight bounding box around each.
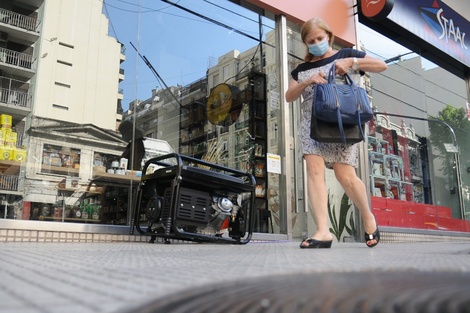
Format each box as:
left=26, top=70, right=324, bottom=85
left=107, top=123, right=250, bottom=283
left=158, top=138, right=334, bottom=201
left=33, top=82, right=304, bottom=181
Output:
left=291, top=48, right=366, bottom=169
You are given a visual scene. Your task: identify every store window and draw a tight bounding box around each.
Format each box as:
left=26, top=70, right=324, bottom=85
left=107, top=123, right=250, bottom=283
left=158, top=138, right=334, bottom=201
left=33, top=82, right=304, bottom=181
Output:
left=30, top=146, right=137, bottom=224
left=41, top=144, right=80, bottom=177
left=0, top=0, right=285, bottom=233
left=367, top=108, right=469, bottom=231
left=29, top=179, right=131, bottom=225
left=360, top=26, right=470, bottom=232
left=100, top=0, right=287, bottom=236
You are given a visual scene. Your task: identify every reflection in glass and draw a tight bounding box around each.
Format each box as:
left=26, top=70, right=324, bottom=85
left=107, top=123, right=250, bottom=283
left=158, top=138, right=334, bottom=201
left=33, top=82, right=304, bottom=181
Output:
left=207, top=83, right=241, bottom=127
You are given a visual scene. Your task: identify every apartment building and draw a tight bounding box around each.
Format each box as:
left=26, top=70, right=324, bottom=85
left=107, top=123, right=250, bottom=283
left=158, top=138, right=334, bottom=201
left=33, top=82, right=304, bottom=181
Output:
left=0, top=0, right=126, bottom=222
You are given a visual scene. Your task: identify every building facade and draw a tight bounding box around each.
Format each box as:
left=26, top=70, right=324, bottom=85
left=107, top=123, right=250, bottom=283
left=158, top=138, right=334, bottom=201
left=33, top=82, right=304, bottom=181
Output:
left=0, top=0, right=129, bottom=229
left=1, top=0, right=469, bottom=242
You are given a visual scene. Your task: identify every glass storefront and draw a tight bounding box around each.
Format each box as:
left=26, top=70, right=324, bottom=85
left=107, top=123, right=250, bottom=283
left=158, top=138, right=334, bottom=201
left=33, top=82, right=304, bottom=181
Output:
left=0, top=0, right=469, bottom=240
left=0, top=0, right=288, bottom=238
left=367, top=51, right=470, bottom=232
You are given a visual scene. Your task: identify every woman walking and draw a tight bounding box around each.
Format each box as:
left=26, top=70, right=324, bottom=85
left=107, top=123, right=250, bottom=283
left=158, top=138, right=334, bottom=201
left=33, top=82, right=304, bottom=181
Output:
left=285, top=17, right=387, bottom=248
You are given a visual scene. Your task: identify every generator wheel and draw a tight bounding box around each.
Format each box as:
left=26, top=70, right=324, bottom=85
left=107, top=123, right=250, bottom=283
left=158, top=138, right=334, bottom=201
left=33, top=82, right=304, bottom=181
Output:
left=146, top=196, right=163, bottom=224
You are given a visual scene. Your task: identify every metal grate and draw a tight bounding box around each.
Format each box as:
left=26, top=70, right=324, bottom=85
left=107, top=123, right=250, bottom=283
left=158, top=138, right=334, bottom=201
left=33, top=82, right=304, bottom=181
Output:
left=119, top=271, right=470, bottom=313
left=175, top=187, right=210, bottom=224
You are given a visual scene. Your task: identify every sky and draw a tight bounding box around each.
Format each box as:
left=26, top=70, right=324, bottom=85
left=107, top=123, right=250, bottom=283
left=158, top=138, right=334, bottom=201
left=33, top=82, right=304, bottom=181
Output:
left=102, top=0, right=272, bottom=110
left=101, top=0, right=432, bottom=111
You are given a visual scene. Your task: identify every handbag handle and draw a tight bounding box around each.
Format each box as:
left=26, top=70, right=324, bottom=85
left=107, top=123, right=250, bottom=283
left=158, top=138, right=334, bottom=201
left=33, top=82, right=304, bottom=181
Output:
left=328, top=63, right=355, bottom=86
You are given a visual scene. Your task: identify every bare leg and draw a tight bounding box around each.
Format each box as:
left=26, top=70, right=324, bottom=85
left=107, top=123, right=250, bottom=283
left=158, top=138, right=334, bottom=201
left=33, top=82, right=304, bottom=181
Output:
left=302, top=154, right=333, bottom=245
left=333, top=162, right=378, bottom=246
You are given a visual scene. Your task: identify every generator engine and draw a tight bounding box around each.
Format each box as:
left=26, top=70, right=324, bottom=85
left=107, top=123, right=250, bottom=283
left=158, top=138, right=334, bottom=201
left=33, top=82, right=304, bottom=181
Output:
left=144, top=186, right=248, bottom=237
left=207, top=194, right=240, bottom=234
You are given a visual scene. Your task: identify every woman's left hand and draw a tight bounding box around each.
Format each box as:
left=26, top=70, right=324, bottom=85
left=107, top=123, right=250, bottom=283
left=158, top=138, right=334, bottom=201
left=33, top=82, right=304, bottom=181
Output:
left=334, top=59, right=351, bottom=76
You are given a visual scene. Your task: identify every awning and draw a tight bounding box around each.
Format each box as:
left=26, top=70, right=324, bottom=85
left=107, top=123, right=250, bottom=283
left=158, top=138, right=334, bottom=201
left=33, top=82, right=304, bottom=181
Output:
left=24, top=192, right=84, bottom=206
left=23, top=194, right=57, bottom=204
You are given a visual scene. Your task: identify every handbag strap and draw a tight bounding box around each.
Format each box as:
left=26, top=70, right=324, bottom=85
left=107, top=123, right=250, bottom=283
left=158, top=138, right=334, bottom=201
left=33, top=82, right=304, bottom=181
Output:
left=327, top=63, right=336, bottom=83
left=336, top=105, right=366, bottom=144
left=329, top=62, right=357, bottom=87
left=353, top=88, right=366, bottom=140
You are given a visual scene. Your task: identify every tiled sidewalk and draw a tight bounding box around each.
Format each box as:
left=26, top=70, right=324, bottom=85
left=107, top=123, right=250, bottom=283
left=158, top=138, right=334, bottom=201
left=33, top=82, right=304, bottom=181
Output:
left=1, top=240, right=470, bottom=313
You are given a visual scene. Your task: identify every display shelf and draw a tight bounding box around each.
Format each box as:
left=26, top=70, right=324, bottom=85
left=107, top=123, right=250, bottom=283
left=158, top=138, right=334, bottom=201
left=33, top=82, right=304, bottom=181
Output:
left=91, top=171, right=141, bottom=184
left=55, top=178, right=134, bottom=226
left=368, top=116, right=428, bottom=203
left=385, top=154, right=403, bottom=181
left=43, top=216, right=101, bottom=223
left=368, top=135, right=411, bottom=201
left=56, top=181, right=103, bottom=222
left=253, top=159, right=265, bottom=178
left=368, top=136, right=390, bottom=154
left=372, top=114, right=427, bottom=204
left=248, top=72, right=270, bottom=233
left=99, top=185, right=132, bottom=225
left=42, top=164, right=79, bottom=175
left=255, top=184, right=266, bottom=198
left=58, top=187, right=103, bottom=195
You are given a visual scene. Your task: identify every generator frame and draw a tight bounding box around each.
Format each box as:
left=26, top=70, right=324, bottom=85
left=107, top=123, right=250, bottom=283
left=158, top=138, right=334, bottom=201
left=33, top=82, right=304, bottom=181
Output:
left=132, top=153, right=256, bottom=244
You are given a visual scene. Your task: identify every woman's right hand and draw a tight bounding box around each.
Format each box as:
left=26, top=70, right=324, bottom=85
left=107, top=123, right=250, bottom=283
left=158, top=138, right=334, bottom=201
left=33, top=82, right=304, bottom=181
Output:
left=285, top=72, right=327, bottom=102
left=308, top=72, right=327, bottom=85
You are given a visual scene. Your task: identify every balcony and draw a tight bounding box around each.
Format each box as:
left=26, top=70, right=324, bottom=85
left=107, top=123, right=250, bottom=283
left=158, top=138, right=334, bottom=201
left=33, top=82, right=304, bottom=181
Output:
left=119, top=68, right=124, bottom=82
left=118, top=88, right=123, bottom=100
left=0, top=47, right=35, bottom=70
left=0, top=87, right=31, bottom=108
left=0, top=159, right=21, bottom=192
left=0, top=8, right=39, bottom=32
left=119, top=43, right=126, bottom=62
left=0, top=174, right=19, bottom=191
left=0, top=85, right=32, bottom=120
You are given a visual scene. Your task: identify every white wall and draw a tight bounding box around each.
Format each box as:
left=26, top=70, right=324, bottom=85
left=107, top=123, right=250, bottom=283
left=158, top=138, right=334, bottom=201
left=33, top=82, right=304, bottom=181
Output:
left=33, top=0, right=121, bottom=130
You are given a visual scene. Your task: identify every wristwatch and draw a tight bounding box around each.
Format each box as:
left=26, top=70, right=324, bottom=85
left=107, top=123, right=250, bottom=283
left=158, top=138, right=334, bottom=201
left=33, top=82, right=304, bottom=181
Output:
left=352, top=57, right=359, bottom=70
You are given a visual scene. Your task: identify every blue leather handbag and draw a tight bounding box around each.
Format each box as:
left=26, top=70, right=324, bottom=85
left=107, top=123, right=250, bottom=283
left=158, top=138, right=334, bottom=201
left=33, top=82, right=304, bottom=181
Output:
left=312, top=63, right=373, bottom=144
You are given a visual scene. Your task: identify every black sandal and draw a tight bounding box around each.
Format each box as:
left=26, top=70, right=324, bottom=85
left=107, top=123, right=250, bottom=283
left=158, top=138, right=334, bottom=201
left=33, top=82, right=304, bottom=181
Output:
left=300, top=238, right=333, bottom=249
left=365, top=213, right=380, bottom=248
left=365, top=228, right=380, bottom=248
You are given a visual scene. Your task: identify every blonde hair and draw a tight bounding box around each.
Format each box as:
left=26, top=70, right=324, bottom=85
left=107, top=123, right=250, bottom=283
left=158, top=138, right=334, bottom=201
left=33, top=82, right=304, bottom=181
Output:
left=301, top=17, right=335, bottom=62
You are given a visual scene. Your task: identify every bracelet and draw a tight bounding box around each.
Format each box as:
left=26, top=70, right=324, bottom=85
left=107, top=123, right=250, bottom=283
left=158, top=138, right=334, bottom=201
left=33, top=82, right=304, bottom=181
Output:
left=352, top=57, right=359, bottom=70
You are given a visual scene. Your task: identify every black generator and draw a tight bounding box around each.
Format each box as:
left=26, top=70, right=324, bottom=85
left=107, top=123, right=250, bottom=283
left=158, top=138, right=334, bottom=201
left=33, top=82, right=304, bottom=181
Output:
left=132, top=153, right=256, bottom=244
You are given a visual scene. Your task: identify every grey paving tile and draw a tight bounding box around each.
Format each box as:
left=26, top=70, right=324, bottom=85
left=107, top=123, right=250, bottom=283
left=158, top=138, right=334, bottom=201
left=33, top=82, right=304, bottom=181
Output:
left=1, top=241, right=470, bottom=313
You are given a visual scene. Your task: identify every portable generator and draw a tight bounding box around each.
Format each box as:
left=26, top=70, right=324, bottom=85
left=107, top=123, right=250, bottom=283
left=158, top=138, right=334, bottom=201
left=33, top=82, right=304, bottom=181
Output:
left=132, top=153, right=256, bottom=244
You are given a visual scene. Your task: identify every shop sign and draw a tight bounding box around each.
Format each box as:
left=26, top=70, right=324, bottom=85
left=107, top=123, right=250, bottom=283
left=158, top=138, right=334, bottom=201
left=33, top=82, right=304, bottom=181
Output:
left=360, top=0, right=394, bottom=21
left=361, top=0, right=470, bottom=68
left=443, top=143, right=458, bottom=153
left=266, top=153, right=281, bottom=174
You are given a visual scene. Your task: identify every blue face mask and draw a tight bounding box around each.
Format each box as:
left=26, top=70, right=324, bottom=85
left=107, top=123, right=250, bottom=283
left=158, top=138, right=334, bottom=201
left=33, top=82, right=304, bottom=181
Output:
left=308, top=38, right=329, bottom=56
